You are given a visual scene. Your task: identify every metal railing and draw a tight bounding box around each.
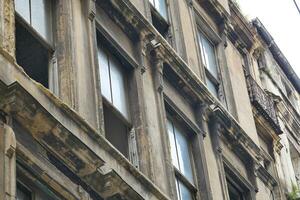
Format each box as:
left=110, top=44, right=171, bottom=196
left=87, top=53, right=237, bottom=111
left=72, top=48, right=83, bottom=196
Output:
left=246, top=75, right=282, bottom=134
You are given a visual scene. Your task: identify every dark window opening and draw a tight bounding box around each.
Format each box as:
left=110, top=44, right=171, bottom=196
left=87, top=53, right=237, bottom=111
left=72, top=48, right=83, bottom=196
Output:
left=151, top=8, right=169, bottom=38
left=15, top=20, right=50, bottom=88
left=17, top=182, right=32, bottom=200
left=103, top=103, right=129, bottom=158
left=227, top=179, right=245, bottom=200
left=224, top=165, right=250, bottom=200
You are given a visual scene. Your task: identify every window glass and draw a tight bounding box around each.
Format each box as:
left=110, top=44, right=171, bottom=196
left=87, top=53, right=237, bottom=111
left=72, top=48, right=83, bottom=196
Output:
left=168, top=118, right=193, bottom=182
left=15, top=0, right=30, bottom=22
left=97, top=44, right=129, bottom=119
left=176, top=178, right=193, bottom=200
left=206, top=76, right=218, bottom=97
left=167, top=119, right=179, bottom=169
left=174, top=124, right=193, bottom=183
left=31, top=0, right=52, bottom=41
left=150, top=0, right=168, bottom=20
left=98, top=46, right=112, bottom=102
left=15, top=0, right=52, bottom=42
left=156, top=0, right=167, bottom=20
left=199, top=33, right=218, bottom=78
left=110, top=56, right=129, bottom=118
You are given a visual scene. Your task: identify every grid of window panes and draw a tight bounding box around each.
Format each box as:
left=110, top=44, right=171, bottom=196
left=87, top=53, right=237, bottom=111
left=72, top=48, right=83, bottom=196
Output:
left=97, top=44, right=129, bottom=119
left=167, top=118, right=194, bottom=200
left=15, top=0, right=52, bottom=43
left=149, top=0, right=168, bottom=20
left=197, top=30, right=219, bottom=97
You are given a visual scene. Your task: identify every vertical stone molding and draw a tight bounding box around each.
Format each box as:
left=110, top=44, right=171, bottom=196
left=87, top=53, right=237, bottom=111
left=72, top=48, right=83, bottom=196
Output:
left=0, top=113, right=16, bottom=200
left=0, top=0, right=15, bottom=58
left=56, top=0, right=78, bottom=109
left=194, top=102, right=214, bottom=200
left=209, top=114, right=229, bottom=200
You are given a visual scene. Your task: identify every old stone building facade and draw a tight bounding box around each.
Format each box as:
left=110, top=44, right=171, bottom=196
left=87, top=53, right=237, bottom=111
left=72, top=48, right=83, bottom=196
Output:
left=0, top=0, right=299, bottom=199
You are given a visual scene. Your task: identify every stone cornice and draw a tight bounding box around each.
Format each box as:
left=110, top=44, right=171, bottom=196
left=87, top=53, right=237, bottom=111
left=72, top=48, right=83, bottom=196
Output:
left=212, top=106, right=262, bottom=163
left=0, top=80, right=171, bottom=200
left=256, top=164, right=278, bottom=189
left=228, top=1, right=255, bottom=51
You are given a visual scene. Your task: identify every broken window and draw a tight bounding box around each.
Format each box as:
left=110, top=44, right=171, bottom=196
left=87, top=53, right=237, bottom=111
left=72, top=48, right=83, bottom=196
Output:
left=15, top=0, right=55, bottom=90
left=97, top=38, right=132, bottom=158
left=167, top=117, right=195, bottom=200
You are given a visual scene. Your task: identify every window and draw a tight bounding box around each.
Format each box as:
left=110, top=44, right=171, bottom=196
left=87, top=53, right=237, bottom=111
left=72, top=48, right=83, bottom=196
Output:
left=15, top=0, right=53, bottom=42
left=149, top=0, right=169, bottom=38
left=17, top=182, right=32, bottom=200
left=17, top=178, right=61, bottom=200
left=149, top=0, right=168, bottom=20
left=97, top=39, right=131, bottom=158
left=15, top=0, right=54, bottom=89
left=97, top=43, right=129, bottom=119
left=167, top=118, right=194, bottom=200
left=224, top=164, right=250, bottom=200
left=197, top=30, right=220, bottom=98
left=227, top=179, right=246, bottom=200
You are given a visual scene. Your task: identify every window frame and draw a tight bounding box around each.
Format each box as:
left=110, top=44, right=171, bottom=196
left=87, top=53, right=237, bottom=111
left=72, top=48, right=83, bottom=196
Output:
left=14, top=0, right=58, bottom=92
left=17, top=180, right=34, bottom=200
left=149, top=0, right=168, bottom=21
left=197, top=28, right=220, bottom=97
left=95, top=23, right=141, bottom=163
left=97, top=43, right=131, bottom=123
left=14, top=0, right=55, bottom=49
left=223, top=158, right=254, bottom=200
left=165, top=100, right=199, bottom=200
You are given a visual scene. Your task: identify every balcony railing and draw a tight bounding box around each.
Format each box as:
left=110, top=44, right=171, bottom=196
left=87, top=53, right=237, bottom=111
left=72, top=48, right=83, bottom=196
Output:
left=246, top=75, right=282, bottom=134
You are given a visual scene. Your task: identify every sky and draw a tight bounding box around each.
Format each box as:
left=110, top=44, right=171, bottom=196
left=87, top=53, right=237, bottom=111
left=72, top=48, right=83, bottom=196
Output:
left=236, top=0, right=300, bottom=78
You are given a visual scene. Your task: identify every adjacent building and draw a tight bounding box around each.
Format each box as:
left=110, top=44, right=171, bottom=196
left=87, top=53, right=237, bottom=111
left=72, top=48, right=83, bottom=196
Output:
left=0, top=0, right=299, bottom=199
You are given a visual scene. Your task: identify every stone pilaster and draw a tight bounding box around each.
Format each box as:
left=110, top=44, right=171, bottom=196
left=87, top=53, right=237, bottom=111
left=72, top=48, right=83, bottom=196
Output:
left=209, top=114, right=229, bottom=200
left=193, top=102, right=213, bottom=200
left=0, top=111, right=16, bottom=200
left=0, top=0, right=15, bottom=58
left=56, top=0, right=78, bottom=109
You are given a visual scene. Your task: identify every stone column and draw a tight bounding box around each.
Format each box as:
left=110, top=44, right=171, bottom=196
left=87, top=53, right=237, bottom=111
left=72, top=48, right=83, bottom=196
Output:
left=193, top=102, right=213, bottom=200
left=0, top=0, right=15, bottom=59
left=0, top=112, right=16, bottom=200
left=56, top=0, right=78, bottom=109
